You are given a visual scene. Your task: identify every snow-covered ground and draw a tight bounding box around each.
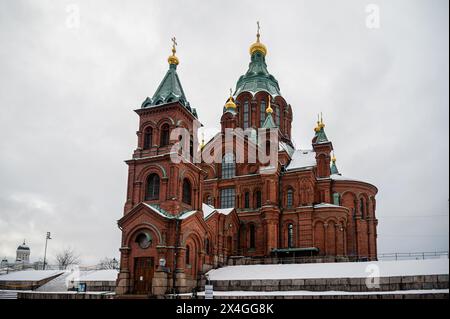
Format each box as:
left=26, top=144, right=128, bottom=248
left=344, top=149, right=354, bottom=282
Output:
left=76, top=269, right=118, bottom=281
left=0, top=270, right=63, bottom=281
left=207, top=258, right=449, bottom=280
left=180, top=289, right=449, bottom=297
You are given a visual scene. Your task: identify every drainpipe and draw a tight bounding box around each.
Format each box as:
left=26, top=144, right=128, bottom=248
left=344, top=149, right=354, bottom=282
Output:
left=278, top=165, right=286, bottom=253
left=172, top=218, right=181, bottom=297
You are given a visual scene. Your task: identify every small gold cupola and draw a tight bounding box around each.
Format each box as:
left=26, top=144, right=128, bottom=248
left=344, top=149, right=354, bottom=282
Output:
left=167, top=36, right=179, bottom=66
left=225, top=88, right=237, bottom=110
left=249, top=21, right=267, bottom=56
left=266, top=96, right=273, bottom=114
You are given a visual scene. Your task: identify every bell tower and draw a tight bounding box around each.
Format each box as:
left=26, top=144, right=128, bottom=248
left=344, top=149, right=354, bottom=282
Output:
left=124, top=38, right=204, bottom=216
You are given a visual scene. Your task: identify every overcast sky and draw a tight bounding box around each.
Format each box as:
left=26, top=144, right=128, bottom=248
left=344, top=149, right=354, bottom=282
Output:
left=0, top=0, right=448, bottom=265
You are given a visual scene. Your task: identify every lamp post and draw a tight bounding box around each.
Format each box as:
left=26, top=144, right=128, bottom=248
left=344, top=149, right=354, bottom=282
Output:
left=112, top=258, right=119, bottom=270
left=43, top=232, right=51, bottom=270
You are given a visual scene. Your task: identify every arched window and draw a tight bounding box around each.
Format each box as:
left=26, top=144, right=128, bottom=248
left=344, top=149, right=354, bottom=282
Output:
left=145, top=174, right=160, bottom=200
left=221, top=153, right=235, bottom=179
left=288, top=223, right=294, bottom=248
left=249, top=224, right=256, bottom=249
left=243, top=101, right=250, bottom=129
left=160, top=124, right=170, bottom=146
left=255, top=191, right=262, bottom=208
left=185, top=245, right=190, bottom=265
left=244, top=192, right=250, bottom=209
left=360, top=198, right=365, bottom=218
left=143, top=127, right=153, bottom=150
left=182, top=179, right=192, bottom=205
left=287, top=188, right=293, bottom=208
left=260, top=100, right=266, bottom=126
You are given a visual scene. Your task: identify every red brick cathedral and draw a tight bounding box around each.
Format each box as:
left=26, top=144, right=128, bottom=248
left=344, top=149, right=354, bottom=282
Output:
left=116, top=30, right=378, bottom=296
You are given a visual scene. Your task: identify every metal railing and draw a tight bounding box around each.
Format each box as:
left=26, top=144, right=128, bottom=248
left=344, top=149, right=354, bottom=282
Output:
left=225, top=251, right=449, bottom=266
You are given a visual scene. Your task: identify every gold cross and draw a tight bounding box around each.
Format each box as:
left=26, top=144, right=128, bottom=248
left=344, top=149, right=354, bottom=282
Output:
left=257, top=21, right=260, bottom=34
left=171, top=37, right=177, bottom=54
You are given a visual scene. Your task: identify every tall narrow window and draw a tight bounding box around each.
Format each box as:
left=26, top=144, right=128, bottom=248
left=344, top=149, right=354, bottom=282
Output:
left=185, top=245, right=190, bottom=265
left=160, top=124, right=170, bottom=146
left=244, top=192, right=250, bottom=209
left=249, top=224, right=256, bottom=249
left=145, top=174, right=160, bottom=200
left=288, top=223, right=294, bottom=248
left=360, top=198, right=365, bottom=218
left=243, top=101, right=250, bottom=129
left=260, top=100, right=266, bottom=126
left=205, top=239, right=210, bottom=254
left=143, top=127, right=153, bottom=150
left=255, top=191, right=262, bottom=208
left=275, top=106, right=280, bottom=126
left=221, top=153, right=235, bottom=179
left=182, top=179, right=192, bottom=205
left=189, top=135, right=194, bottom=160
left=220, top=188, right=235, bottom=208
left=287, top=188, right=293, bottom=208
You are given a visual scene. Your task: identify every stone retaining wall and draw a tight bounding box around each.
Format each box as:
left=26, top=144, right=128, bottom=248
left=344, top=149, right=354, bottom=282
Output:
left=211, top=274, right=449, bottom=292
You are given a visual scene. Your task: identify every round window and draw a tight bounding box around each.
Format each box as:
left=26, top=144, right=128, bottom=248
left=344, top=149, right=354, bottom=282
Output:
left=135, top=232, right=152, bottom=249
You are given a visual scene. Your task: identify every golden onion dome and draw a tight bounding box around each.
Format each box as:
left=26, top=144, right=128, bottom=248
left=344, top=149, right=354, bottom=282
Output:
left=225, top=89, right=237, bottom=109
left=168, top=37, right=179, bottom=65
left=314, top=121, right=321, bottom=132
left=249, top=21, right=267, bottom=56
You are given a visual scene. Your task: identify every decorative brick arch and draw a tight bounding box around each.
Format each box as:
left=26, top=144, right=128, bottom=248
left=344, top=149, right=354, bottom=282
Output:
left=124, top=222, right=163, bottom=247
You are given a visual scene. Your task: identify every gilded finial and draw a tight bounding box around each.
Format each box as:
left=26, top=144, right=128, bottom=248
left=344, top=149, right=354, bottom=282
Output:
left=314, top=114, right=321, bottom=132
left=266, top=96, right=273, bottom=114
left=249, top=21, right=267, bottom=56
left=332, top=151, right=336, bottom=162
left=319, top=112, right=325, bottom=128
left=200, top=132, right=205, bottom=150
left=168, top=36, right=179, bottom=65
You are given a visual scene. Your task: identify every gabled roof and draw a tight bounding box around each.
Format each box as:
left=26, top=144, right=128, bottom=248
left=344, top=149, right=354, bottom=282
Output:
left=202, top=203, right=234, bottom=220
left=262, top=113, right=277, bottom=129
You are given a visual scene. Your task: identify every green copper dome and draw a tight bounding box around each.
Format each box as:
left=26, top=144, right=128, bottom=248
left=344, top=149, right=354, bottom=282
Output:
left=234, top=51, right=281, bottom=97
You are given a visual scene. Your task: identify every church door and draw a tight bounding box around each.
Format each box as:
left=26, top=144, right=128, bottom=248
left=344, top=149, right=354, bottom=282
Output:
left=133, top=257, right=154, bottom=295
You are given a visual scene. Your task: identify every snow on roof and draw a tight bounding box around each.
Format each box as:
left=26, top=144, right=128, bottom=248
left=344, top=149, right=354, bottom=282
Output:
left=206, top=258, right=449, bottom=281
left=314, top=203, right=344, bottom=209
left=286, top=149, right=316, bottom=171
left=216, top=208, right=234, bottom=215
left=77, top=269, right=118, bottom=282
left=202, top=203, right=234, bottom=220
left=142, top=203, right=173, bottom=219
left=178, top=210, right=197, bottom=220
left=330, top=174, right=364, bottom=182
left=0, top=270, right=63, bottom=282
left=202, top=203, right=216, bottom=219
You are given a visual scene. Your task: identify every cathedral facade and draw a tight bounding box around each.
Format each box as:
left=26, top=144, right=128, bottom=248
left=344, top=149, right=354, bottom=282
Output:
left=116, top=30, right=378, bottom=296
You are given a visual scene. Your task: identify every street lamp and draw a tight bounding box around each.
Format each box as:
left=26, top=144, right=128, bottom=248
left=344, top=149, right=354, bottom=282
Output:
left=43, top=232, right=52, bottom=270
left=112, top=258, right=119, bottom=270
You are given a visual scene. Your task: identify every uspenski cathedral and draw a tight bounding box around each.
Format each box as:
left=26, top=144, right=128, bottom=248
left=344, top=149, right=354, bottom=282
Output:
left=116, top=26, right=378, bottom=296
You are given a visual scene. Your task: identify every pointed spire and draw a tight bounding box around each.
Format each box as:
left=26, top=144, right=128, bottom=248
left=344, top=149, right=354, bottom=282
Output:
left=142, top=37, right=193, bottom=112
left=330, top=152, right=340, bottom=175
left=313, top=113, right=329, bottom=144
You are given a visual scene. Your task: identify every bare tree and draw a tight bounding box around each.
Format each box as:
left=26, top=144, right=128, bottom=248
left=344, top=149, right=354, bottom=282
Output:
left=98, top=257, right=118, bottom=270
left=55, top=248, right=80, bottom=270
